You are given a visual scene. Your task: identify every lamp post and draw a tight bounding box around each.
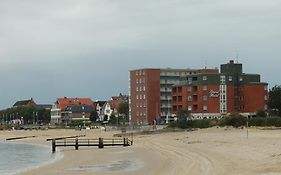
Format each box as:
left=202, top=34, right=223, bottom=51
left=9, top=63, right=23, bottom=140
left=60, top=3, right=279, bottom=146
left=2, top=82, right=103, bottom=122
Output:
left=82, top=112, right=85, bottom=128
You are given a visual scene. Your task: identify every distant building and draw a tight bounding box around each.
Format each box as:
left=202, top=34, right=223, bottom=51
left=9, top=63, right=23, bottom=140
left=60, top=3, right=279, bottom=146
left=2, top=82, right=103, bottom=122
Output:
left=129, top=68, right=218, bottom=124
left=12, top=98, right=51, bottom=110
left=97, top=94, right=128, bottom=122
left=50, top=97, right=95, bottom=125
left=13, top=98, right=37, bottom=108
left=172, top=60, right=268, bottom=119
left=94, top=101, right=106, bottom=118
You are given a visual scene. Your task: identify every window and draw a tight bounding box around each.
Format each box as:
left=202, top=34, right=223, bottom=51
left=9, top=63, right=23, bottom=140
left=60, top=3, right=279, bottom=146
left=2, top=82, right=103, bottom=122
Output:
left=264, top=85, right=268, bottom=91
left=239, top=77, right=243, bottom=82
left=203, top=105, right=207, bottom=111
left=220, top=75, right=226, bottom=82
left=136, top=87, right=139, bottom=91
left=228, top=76, right=232, bottom=82
left=188, top=86, right=192, bottom=92
left=136, top=71, right=138, bottom=76
left=264, top=95, right=268, bottom=100
left=136, top=79, right=139, bottom=84
left=140, top=87, right=142, bottom=91
left=140, top=79, right=142, bottom=83
left=203, top=85, right=207, bottom=91
left=143, top=86, right=146, bottom=91
left=140, top=95, right=142, bottom=100
left=203, top=95, right=207, bottom=101
left=264, top=105, right=268, bottom=110
left=203, top=76, right=207, bottom=81
left=143, top=94, right=146, bottom=99
left=136, top=95, right=139, bottom=99
left=188, top=106, right=192, bottom=111
left=188, top=96, right=192, bottom=101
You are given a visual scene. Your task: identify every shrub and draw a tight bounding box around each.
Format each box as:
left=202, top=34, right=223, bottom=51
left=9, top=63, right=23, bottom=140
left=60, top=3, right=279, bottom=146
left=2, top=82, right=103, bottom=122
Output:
left=249, top=117, right=281, bottom=127
left=192, top=120, right=211, bottom=128
left=223, top=113, right=247, bottom=128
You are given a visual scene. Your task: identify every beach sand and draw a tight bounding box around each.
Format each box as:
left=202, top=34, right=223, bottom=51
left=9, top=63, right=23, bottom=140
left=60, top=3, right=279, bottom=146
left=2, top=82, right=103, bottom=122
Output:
left=2, top=127, right=281, bottom=175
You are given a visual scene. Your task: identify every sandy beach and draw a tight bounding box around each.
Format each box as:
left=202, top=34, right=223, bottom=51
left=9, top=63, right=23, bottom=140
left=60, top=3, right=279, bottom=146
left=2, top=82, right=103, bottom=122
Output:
left=2, top=127, right=281, bottom=175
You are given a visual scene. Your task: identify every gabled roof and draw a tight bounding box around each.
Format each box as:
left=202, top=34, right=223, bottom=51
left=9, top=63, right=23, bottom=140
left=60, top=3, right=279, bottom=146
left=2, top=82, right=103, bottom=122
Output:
left=56, top=97, right=95, bottom=111
left=94, top=101, right=106, bottom=107
left=13, top=98, right=36, bottom=107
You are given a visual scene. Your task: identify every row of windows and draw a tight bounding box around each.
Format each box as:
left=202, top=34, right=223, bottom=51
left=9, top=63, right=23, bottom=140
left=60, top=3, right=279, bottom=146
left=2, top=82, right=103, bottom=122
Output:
left=136, top=70, right=145, bottom=76
left=187, top=85, right=208, bottom=91
left=136, top=111, right=146, bottom=117
left=136, top=86, right=146, bottom=92
left=186, top=106, right=208, bottom=111
left=160, top=71, right=195, bottom=76
left=136, top=78, right=145, bottom=84
left=136, top=102, right=146, bottom=108
left=136, top=94, right=146, bottom=100
left=186, top=95, right=208, bottom=101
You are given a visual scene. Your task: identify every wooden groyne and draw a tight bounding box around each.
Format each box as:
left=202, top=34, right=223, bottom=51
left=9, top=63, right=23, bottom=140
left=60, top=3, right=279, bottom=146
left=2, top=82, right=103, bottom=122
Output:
left=6, top=136, right=36, bottom=141
left=49, top=137, right=133, bottom=152
left=46, top=135, right=86, bottom=141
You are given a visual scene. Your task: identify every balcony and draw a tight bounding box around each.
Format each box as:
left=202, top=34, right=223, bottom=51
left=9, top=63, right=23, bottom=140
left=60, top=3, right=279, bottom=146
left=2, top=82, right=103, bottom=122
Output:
left=160, top=91, right=172, bottom=95
left=160, top=99, right=172, bottom=102
left=160, top=107, right=172, bottom=111
left=160, top=83, right=174, bottom=87
left=160, top=75, right=180, bottom=79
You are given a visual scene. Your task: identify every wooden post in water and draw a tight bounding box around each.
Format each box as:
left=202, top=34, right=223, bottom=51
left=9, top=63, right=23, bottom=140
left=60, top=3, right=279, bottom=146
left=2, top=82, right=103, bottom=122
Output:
left=75, top=138, right=79, bottom=150
left=98, top=137, right=104, bottom=149
left=123, top=138, right=127, bottom=146
left=52, top=139, right=56, bottom=152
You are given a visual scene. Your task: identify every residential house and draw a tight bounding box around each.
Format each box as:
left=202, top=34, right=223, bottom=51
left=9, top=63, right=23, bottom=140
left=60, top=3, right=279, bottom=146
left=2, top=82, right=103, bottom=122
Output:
left=50, top=97, right=95, bottom=125
left=13, top=98, right=37, bottom=108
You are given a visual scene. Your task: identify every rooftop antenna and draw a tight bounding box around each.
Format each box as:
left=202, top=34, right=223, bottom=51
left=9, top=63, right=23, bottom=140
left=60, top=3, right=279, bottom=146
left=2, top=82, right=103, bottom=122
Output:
left=204, top=59, right=207, bottom=69
left=235, top=49, right=239, bottom=63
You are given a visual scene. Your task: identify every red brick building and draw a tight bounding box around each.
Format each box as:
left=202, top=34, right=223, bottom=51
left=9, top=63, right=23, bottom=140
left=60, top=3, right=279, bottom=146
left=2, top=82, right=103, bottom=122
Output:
left=129, top=68, right=219, bottom=124
left=172, top=60, right=268, bottom=119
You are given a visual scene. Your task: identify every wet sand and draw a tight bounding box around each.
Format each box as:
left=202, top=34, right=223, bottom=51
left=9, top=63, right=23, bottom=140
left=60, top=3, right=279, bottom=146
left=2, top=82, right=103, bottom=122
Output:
left=1, top=127, right=281, bottom=175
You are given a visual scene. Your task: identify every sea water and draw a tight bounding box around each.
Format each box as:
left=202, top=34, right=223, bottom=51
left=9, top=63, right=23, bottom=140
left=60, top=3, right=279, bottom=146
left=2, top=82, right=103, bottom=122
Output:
left=0, top=141, right=61, bottom=175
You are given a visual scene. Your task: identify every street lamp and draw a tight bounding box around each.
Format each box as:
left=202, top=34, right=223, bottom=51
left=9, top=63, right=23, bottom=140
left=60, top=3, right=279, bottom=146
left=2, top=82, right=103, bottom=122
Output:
left=82, top=112, right=85, bottom=128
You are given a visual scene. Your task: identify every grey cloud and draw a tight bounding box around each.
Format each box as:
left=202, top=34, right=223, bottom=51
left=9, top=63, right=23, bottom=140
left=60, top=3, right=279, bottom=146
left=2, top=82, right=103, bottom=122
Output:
left=0, top=0, right=280, bottom=108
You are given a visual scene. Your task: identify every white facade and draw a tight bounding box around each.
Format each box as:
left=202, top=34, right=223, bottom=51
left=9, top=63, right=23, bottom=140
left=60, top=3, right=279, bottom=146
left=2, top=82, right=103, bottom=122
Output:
left=50, top=104, right=61, bottom=124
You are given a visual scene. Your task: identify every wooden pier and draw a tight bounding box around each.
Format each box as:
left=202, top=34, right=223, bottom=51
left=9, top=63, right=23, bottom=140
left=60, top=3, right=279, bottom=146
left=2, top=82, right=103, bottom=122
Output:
left=50, top=137, right=133, bottom=152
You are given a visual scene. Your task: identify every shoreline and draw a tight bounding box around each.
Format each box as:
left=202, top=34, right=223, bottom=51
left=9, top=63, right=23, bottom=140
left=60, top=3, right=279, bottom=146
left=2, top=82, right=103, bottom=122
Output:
left=1, top=127, right=281, bottom=174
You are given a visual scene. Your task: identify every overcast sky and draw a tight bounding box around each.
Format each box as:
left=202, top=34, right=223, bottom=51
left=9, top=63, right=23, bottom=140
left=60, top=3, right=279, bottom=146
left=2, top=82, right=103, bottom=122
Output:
left=0, top=0, right=280, bottom=109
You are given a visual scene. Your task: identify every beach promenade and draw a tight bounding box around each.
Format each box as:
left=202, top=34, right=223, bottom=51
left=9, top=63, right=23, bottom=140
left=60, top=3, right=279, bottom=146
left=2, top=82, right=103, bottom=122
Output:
left=1, top=127, right=281, bottom=175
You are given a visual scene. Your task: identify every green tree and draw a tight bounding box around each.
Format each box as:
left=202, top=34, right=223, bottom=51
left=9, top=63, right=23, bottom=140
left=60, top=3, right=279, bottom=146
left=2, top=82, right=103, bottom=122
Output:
left=109, top=115, right=117, bottom=124
left=256, top=110, right=266, bottom=118
left=118, top=102, right=129, bottom=116
left=118, top=102, right=129, bottom=124
left=176, top=109, right=191, bottom=129
left=268, top=85, right=281, bottom=116
left=90, top=110, right=99, bottom=122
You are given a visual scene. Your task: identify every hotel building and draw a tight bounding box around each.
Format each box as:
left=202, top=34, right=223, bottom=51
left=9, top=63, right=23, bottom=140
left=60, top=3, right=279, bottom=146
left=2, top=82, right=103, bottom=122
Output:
left=129, top=68, right=218, bottom=124
left=172, top=60, right=268, bottom=119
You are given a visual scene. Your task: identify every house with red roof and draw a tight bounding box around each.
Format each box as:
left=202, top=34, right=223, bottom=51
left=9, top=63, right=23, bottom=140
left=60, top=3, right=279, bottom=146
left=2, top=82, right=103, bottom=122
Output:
left=100, top=94, right=128, bottom=121
left=50, top=97, right=95, bottom=125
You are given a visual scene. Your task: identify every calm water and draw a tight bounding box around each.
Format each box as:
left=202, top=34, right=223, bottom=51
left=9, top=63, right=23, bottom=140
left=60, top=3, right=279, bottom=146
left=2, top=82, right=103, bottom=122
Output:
left=0, top=141, right=60, bottom=175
